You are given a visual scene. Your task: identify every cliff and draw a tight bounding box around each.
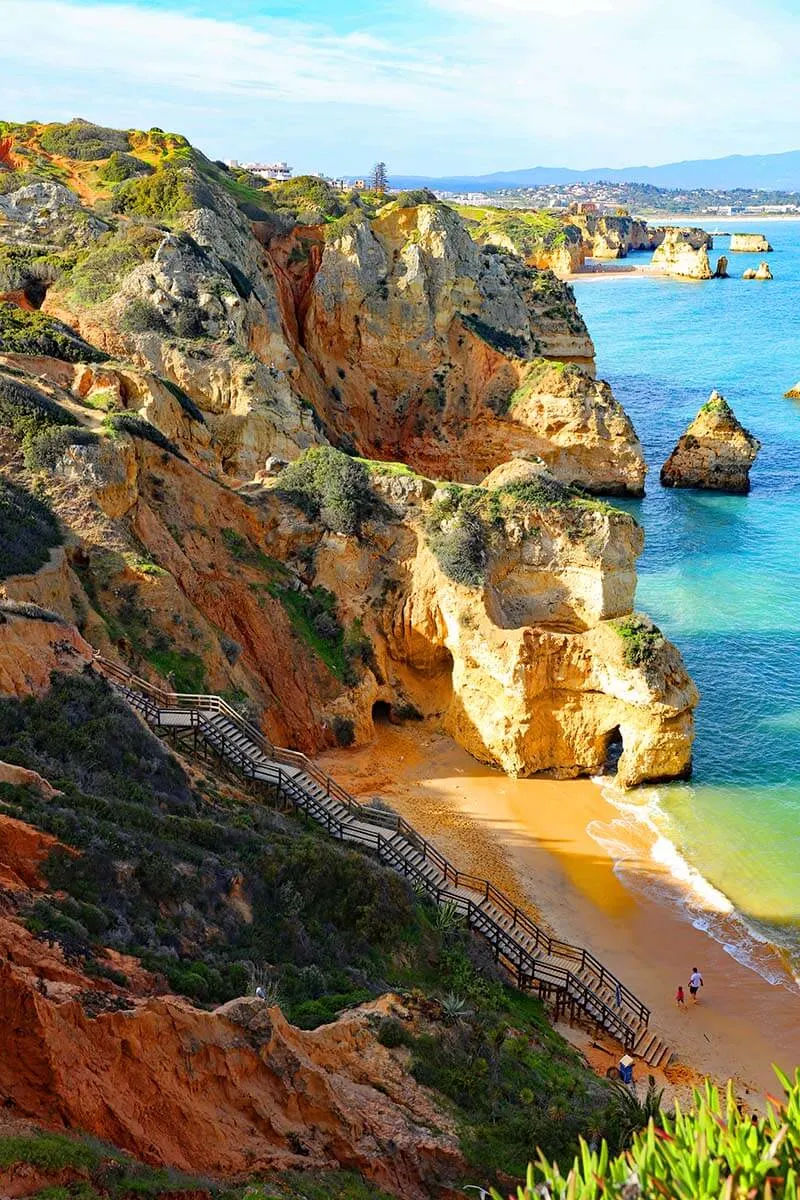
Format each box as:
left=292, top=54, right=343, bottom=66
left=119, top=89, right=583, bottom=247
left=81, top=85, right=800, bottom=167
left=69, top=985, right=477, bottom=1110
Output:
left=660, top=390, right=760, bottom=492
left=571, top=213, right=664, bottom=259
left=0, top=124, right=646, bottom=497
left=650, top=228, right=713, bottom=279
left=729, top=232, right=772, bottom=252
left=460, top=206, right=585, bottom=275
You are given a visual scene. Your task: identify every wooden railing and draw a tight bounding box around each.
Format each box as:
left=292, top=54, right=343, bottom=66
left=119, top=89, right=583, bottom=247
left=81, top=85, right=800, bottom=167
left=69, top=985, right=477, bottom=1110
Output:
left=93, top=652, right=650, bottom=1035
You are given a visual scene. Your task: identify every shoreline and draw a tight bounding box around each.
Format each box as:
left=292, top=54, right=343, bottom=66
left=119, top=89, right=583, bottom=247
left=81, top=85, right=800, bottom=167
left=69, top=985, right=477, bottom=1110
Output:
left=319, top=722, right=800, bottom=1102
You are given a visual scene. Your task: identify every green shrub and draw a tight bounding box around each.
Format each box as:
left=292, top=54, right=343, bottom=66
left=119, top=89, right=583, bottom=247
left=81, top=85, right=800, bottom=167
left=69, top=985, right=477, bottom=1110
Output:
left=39, top=120, right=130, bottom=161
left=104, top=412, right=183, bottom=458
left=394, top=188, right=437, bottom=207
left=25, top=425, right=99, bottom=471
left=613, top=614, right=665, bottom=668
left=69, top=225, right=162, bottom=305
left=502, top=1073, right=800, bottom=1200
left=276, top=446, right=374, bottom=536
left=0, top=477, right=62, bottom=579
left=270, top=174, right=346, bottom=219
left=120, top=297, right=167, bottom=334
left=144, top=648, right=207, bottom=692
left=461, top=313, right=528, bottom=358
left=429, top=507, right=486, bottom=587
left=99, top=151, right=153, bottom=183
left=0, top=303, right=107, bottom=362
left=0, top=373, right=77, bottom=444
left=111, top=165, right=195, bottom=218
left=376, top=1015, right=412, bottom=1047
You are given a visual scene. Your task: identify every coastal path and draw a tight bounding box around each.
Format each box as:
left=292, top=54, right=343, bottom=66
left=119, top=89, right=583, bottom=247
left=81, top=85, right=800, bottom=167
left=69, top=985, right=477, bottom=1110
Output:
left=93, top=653, right=671, bottom=1068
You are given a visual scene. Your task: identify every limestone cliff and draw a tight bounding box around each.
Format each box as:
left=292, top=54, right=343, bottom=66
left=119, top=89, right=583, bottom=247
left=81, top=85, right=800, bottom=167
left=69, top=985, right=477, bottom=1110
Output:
left=0, top=121, right=647, bottom=497
left=729, top=232, right=772, bottom=252
left=651, top=229, right=713, bottom=280
left=571, top=214, right=664, bottom=260
left=660, top=390, right=760, bottom=493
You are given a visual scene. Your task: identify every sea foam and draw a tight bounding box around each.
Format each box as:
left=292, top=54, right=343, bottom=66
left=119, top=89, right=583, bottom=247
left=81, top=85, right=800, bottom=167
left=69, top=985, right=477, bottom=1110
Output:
left=588, top=778, right=798, bottom=992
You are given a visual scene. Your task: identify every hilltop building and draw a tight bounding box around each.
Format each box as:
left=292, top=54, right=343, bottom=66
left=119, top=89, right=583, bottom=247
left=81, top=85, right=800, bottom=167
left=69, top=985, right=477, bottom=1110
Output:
left=228, top=159, right=292, bottom=182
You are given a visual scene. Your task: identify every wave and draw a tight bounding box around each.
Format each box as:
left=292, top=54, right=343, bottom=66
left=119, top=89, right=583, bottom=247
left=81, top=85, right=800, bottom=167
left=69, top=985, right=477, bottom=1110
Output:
left=588, top=778, right=799, bottom=992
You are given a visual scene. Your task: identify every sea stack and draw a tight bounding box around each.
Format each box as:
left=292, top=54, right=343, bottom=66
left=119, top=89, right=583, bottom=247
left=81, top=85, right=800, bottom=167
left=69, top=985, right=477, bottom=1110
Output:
left=714, top=255, right=729, bottom=278
left=651, top=228, right=712, bottom=279
left=660, top=391, right=760, bottom=493
left=743, top=261, right=773, bottom=280
left=730, top=232, right=773, bottom=252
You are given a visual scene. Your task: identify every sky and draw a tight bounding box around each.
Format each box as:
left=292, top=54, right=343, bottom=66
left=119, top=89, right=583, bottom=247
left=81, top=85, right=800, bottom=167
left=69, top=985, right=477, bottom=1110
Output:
left=3, top=0, right=800, bottom=177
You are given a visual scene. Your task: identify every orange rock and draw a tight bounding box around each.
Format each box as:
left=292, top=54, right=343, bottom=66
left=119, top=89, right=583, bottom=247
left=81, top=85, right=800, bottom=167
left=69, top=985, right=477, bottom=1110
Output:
left=0, top=978, right=462, bottom=1199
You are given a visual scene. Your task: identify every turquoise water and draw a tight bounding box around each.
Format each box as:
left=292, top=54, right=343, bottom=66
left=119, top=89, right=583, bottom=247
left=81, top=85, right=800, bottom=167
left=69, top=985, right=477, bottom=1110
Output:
left=573, top=223, right=800, bottom=985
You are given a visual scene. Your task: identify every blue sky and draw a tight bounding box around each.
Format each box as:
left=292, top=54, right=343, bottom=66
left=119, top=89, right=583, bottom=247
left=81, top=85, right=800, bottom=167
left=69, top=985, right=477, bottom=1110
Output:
left=3, top=0, right=800, bottom=176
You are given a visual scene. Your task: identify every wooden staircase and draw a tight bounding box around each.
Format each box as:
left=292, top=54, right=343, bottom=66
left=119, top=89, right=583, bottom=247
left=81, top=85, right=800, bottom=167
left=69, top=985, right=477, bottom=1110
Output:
left=93, top=653, right=672, bottom=1068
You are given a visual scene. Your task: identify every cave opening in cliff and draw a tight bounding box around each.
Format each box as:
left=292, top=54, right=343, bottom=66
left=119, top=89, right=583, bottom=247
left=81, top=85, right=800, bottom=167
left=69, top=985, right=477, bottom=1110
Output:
left=604, top=726, right=623, bottom=775
left=371, top=700, right=394, bottom=725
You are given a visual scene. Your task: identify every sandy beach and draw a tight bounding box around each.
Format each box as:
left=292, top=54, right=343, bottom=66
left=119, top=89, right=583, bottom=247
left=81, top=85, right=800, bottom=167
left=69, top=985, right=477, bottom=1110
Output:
left=319, top=722, right=800, bottom=1103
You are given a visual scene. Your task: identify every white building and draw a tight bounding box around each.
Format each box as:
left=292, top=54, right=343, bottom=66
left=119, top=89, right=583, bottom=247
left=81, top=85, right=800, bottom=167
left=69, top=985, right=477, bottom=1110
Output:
left=229, top=160, right=293, bottom=182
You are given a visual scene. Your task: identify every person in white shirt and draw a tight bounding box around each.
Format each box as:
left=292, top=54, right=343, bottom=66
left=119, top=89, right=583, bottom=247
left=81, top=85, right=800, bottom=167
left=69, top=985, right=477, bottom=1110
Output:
left=688, top=967, right=704, bottom=1001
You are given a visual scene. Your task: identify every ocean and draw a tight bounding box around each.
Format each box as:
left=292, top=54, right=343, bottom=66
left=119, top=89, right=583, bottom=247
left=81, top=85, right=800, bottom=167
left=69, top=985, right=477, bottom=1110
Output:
left=572, top=222, right=800, bottom=988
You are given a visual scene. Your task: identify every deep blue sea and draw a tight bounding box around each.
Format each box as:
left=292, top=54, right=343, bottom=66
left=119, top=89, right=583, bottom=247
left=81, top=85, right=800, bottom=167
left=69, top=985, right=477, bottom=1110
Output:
left=572, top=223, right=800, bottom=986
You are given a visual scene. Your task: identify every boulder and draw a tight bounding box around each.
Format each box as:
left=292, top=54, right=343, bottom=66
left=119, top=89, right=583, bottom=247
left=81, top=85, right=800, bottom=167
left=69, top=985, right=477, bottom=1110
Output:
left=660, top=390, right=760, bottom=493
left=742, top=262, right=772, bottom=280
left=784, top=382, right=800, bottom=399
left=729, top=233, right=773, bottom=253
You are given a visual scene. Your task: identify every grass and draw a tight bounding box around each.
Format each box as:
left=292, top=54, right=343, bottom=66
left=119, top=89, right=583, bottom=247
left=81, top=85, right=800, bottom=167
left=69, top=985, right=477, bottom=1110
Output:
left=144, top=648, right=207, bottom=693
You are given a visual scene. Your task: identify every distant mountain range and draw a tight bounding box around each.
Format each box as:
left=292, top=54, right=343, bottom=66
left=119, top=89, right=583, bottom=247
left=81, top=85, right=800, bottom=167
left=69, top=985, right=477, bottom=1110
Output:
left=390, top=150, right=800, bottom=193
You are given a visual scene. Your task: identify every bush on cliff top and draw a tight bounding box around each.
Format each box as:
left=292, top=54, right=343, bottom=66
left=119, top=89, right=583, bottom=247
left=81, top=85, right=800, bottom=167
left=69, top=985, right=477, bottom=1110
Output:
left=68, top=224, right=162, bottom=305
left=104, top=411, right=184, bottom=459
left=39, top=119, right=131, bottom=161
left=0, top=476, right=62, bottom=579
left=276, top=446, right=374, bottom=536
left=0, top=302, right=107, bottom=363
left=613, top=614, right=665, bottom=668
left=111, top=164, right=196, bottom=219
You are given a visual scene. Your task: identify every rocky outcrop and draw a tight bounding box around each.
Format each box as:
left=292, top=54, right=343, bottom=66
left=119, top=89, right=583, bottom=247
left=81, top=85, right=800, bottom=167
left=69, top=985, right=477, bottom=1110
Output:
left=714, top=256, right=729, bottom=278
left=784, top=381, right=800, bottom=399
left=651, top=229, right=713, bottom=279
left=0, top=973, right=461, bottom=1197
left=660, top=391, right=760, bottom=493
left=571, top=214, right=664, bottom=260
left=743, top=262, right=773, bottom=280
left=254, top=467, right=696, bottom=786
left=730, top=232, right=772, bottom=252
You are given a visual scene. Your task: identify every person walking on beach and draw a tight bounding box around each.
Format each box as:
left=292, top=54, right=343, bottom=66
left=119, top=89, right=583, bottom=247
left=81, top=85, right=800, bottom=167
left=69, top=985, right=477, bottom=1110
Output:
left=676, top=985, right=685, bottom=1007
left=689, top=967, right=704, bottom=1001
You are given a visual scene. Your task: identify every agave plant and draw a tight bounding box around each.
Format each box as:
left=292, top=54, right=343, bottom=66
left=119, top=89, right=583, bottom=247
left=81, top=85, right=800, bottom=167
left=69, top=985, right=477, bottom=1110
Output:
left=433, top=898, right=464, bottom=932
left=440, top=991, right=473, bottom=1024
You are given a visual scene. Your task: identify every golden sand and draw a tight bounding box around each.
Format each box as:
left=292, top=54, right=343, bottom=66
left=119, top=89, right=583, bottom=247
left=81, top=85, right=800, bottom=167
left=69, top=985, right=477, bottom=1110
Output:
left=319, top=721, right=800, bottom=1104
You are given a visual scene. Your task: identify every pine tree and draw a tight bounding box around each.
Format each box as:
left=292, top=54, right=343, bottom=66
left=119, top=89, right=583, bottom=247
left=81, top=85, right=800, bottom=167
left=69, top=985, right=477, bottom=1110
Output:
left=370, top=161, right=388, bottom=193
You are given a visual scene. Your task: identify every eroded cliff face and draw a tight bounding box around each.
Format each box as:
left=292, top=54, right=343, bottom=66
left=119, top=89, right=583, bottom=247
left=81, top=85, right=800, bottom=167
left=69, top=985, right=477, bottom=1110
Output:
left=0, top=129, right=646, bottom=496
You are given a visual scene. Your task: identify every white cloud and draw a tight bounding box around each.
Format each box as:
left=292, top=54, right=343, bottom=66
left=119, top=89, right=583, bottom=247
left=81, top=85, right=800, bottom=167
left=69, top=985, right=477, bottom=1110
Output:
left=0, top=0, right=798, bottom=172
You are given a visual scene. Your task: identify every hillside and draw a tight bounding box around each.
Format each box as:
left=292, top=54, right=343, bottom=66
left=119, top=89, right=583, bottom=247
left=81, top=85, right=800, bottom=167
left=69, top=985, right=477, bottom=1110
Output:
left=391, top=147, right=800, bottom=192
left=0, top=119, right=700, bottom=1197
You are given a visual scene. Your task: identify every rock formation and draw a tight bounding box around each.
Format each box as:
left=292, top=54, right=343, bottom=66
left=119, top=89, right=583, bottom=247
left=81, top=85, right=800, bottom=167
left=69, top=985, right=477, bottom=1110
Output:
left=660, top=390, right=760, bottom=493
left=730, top=233, right=773, bottom=252
left=570, top=213, right=666, bottom=259
left=743, top=262, right=773, bottom=280
left=651, top=229, right=713, bottom=279
left=784, top=381, right=800, bottom=399
left=714, top=256, right=729, bottom=278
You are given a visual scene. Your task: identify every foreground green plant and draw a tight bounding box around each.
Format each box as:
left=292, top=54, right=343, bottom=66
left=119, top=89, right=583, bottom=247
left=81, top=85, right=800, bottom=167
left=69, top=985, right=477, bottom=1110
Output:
left=495, top=1073, right=800, bottom=1200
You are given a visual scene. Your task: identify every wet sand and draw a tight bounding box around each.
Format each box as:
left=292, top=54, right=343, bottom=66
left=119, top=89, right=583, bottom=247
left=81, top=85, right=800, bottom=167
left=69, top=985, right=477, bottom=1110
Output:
left=319, top=722, right=800, bottom=1103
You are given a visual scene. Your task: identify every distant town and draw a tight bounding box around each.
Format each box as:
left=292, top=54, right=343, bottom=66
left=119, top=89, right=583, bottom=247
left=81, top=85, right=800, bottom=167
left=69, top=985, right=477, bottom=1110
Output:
left=229, top=160, right=800, bottom=217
